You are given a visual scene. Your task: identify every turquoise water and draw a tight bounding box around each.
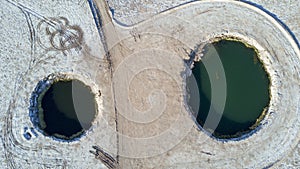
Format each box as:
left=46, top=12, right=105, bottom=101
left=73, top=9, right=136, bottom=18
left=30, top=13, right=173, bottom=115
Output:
left=38, top=80, right=97, bottom=140
left=187, top=40, right=270, bottom=138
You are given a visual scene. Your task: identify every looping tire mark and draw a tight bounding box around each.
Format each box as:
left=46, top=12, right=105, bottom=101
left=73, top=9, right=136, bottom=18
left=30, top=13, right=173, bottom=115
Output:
left=37, top=17, right=83, bottom=53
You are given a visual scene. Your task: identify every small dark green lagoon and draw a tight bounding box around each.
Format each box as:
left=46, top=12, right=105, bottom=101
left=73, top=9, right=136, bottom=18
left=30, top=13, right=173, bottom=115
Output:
left=187, top=39, right=270, bottom=139
left=30, top=78, right=97, bottom=141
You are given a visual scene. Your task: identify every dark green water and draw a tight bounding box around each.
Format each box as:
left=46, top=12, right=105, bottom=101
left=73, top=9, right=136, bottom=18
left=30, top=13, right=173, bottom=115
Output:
left=187, top=40, right=270, bottom=139
left=39, top=80, right=97, bottom=140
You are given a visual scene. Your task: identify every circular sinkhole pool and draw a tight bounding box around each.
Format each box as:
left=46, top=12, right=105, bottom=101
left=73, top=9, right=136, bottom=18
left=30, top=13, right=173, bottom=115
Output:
left=29, top=76, right=98, bottom=141
left=186, top=39, right=270, bottom=139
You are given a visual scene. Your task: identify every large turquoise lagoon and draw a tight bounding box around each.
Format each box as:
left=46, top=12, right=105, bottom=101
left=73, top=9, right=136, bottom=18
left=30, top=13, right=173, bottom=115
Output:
left=187, top=40, right=270, bottom=139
